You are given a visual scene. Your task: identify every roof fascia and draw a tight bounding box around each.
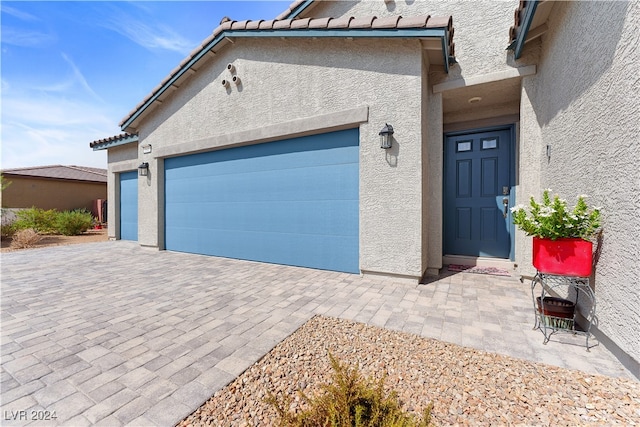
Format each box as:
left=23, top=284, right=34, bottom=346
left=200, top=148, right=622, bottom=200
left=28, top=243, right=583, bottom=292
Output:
left=286, top=0, right=315, bottom=19
left=226, top=27, right=445, bottom=39
left=513, top=0, right=540, bottom=59
left=92, top=134, right=139, bottom=151
left=120, top=27, right=448, bottom=133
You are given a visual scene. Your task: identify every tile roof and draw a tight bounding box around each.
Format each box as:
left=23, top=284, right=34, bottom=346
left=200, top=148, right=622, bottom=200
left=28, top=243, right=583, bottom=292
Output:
left=508, top=0, right=551, bottom=59
left=119, top=14, right=454, bottom=133
left=89, top=132, right=138, bottom=148
left=1, top=165, right=107, bottom=183
left=509, top=0, right=529, bottom=44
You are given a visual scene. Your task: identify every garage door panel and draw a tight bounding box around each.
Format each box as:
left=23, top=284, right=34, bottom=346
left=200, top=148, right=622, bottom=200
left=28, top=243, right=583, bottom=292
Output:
left=165, top=129, right=359, bottom=273
left=119, top=171, right=138, bottom=241
left=166, top=161, right=357, bottom=204
left=165, top=228, right=358, bottom=273
left=167, top=199, right=358, bottom=236
left=166, top=135, right=356, bottom=179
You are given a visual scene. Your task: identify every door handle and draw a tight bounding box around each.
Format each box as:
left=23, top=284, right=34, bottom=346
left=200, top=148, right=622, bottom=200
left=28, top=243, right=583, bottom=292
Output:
left=502, top=197, right=509, bottom=219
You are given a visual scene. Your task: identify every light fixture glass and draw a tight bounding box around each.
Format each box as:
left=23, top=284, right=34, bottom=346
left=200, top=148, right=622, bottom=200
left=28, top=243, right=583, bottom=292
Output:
left=138, top=162, right=149, bottom=177
left=379, top=123, right=394, bottom=149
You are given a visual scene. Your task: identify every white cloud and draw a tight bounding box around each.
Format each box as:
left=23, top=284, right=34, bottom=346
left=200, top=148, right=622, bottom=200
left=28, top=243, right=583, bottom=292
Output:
left=60, top=53, right=104, bottom=102
left=1, top=84, right=117, bottom=169
left=1, top=4, right=39, bottom=22
left=102, top=7, right=196, bottom=56
left=1, top=26, right=55, bottom=48
left=1, top=111, right=113, bottom=169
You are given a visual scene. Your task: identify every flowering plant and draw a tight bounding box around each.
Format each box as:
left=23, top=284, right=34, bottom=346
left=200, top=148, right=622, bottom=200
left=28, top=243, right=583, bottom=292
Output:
left=511, top=189, right=601, bottom=240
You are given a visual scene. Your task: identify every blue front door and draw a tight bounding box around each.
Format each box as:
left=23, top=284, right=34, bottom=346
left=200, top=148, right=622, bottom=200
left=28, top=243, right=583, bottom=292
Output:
left=444, top=128, right=513, bottom=258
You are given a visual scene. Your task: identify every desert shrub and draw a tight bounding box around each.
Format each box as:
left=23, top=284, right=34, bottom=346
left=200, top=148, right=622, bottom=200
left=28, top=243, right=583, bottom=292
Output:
left=54, top=209, right=94, bottom=236
left=10, top=228, right=42, bottom=249
left=267, top=354, right=432, bottom=427
left=1, top=222, right=17, bottom=239
left=14, top=208, right=58, bottom=234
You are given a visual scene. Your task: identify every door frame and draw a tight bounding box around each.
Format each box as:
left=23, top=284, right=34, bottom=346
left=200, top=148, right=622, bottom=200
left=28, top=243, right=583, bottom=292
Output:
left=442, top=124, right=516, bottom=261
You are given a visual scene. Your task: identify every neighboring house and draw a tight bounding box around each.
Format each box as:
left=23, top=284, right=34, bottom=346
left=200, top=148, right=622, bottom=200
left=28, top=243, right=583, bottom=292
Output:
left=90, top=1, right=639, bottom=376
left=1, top=165, right=107, bottom=215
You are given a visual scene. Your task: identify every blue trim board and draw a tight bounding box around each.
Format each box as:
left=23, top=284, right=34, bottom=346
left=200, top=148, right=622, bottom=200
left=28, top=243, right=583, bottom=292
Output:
left=164, top=128, right=359, bottom=273
left=121, top=27, right=448, bottom=131
left=514, top=0, right=540, bottom=59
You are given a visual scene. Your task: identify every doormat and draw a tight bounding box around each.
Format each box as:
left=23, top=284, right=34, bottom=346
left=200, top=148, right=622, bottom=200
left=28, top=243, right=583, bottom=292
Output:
left=447, top=264, right=512, bottom=277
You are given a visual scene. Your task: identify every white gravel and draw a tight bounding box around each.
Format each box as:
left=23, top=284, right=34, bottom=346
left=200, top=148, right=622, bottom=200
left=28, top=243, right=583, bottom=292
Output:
left=179, top=315, right=640, bottom=426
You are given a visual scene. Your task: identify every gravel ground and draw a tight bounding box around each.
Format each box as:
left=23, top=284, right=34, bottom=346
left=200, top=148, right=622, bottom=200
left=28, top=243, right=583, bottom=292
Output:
left=0, top=228, right=107, bottom=252
left=179, top=316, right=640, bottom=426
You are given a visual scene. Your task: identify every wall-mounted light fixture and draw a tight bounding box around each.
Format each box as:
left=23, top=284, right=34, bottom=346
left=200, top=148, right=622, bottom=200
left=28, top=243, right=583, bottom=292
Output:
left=142, top=144, right=152, bottom=154
left=138, top=162, right=149, bottom=177
left=379, top=123, right=394, bottom=149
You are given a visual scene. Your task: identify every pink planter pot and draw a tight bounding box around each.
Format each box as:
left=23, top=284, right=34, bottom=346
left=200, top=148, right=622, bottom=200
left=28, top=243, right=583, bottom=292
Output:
left=533, top=237, right=593, bottom=277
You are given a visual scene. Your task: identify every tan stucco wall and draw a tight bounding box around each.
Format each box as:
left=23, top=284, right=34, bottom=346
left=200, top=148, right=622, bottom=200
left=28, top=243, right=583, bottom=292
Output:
left=1, top=176, right=106, bottom=212
left=136, top=37, right=427, bottom=279
left=312, top=0, right=525, bottom=274
left=517, top=1, right=640, bottom=370
left=307, top=0, right=519, bottom=78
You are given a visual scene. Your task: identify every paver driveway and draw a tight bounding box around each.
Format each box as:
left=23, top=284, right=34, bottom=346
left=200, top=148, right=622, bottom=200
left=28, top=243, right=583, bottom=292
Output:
left=1, top=241, right=634, bottom=426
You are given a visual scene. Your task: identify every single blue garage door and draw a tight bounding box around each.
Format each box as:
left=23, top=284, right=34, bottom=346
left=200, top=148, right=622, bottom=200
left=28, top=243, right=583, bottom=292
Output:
left=119, top=171, right=138, bottom=241
left=164, top=128, right=359, bottom=273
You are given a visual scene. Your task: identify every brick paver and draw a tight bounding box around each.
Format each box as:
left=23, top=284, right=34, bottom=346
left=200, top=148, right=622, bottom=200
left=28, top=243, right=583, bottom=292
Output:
left=1, top=241, right=635, bottom=425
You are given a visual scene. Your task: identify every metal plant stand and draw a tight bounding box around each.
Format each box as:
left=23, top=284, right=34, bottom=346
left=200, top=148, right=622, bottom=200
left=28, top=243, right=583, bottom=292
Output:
left=531, top=272, right=596, bottom=350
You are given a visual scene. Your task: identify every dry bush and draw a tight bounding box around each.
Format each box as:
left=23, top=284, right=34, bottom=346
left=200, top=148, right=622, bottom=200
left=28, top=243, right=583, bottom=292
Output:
left=10, top=228, right=42, bottom=249
left=268, top=354, right=433, bottom=427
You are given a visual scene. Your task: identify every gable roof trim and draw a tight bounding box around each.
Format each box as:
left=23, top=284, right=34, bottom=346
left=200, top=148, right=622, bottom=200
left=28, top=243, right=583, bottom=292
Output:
left=120, top=15, right=454, bottom=133
left=90, top=133, right=139, bottom=151
left=507, top=0, right=539, bottom=59
left=276, top=0, right=314, bottom=20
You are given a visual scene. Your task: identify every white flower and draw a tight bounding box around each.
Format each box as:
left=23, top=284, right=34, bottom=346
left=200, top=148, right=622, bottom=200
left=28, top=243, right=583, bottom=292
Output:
left=540, top=206, right=554, bottom=215
left=510, top=204, right=525, bottom=213
left=578, top=195, right=589, bottom=199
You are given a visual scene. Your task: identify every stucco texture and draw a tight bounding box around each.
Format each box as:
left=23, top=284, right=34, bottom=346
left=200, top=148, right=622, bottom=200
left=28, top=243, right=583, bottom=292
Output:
left=308, top=0, right=519, bottom=79
left=136, top=37, right=427, bottom=279
left=518, top=1, right=639, bottom=369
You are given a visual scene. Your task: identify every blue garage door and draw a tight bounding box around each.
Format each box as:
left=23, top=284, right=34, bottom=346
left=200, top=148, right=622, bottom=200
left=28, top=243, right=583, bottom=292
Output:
left=119, top=171, right=138, bottom=241
left=164, top=129, right=359, bottom=273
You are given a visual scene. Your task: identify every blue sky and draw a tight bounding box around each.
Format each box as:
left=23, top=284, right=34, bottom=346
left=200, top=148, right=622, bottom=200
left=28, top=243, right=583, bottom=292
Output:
left=1, top=1, right=291, bottom=170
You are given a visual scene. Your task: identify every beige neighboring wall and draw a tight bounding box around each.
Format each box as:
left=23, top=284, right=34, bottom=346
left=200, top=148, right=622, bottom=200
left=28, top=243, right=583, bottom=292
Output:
left=136, top=37, right=427, bottom=280
left=1, top=176, right=106, bottom=212
left=517, top=1, right=640, bottom=373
